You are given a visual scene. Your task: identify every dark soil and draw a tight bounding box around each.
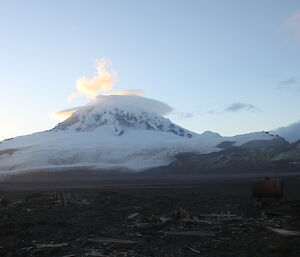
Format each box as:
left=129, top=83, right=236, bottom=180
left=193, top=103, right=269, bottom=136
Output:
left=0, top=176, right=300, bottom=257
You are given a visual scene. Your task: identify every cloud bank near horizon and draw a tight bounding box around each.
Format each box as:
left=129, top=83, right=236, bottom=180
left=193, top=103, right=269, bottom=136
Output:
left=272, top=120, right=300, bottom=143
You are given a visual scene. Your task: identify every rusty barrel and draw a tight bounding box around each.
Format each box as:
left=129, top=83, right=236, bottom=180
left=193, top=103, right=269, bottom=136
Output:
left=252, top=178, right=283, bottom=197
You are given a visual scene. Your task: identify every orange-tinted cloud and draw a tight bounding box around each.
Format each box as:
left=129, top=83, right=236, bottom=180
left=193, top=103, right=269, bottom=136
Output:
left=68, top=58, right=116, bottom=101
left=52, top=59, right=167, bottom=123
left=51, top=107, right=78, bottom=122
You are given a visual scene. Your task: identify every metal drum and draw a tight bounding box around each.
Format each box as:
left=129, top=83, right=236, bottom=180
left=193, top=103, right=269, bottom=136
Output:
left=252, top=178, right=283, bottom=197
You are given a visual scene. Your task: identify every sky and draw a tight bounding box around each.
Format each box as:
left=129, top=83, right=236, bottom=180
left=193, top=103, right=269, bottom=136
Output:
left=0, top=0, right=300, bottom=141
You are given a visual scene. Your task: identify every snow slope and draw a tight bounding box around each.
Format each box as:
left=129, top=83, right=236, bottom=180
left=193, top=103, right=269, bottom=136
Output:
left=0, top=101, right=278, bottom=174
left=54, top=103, right=193, bottom=138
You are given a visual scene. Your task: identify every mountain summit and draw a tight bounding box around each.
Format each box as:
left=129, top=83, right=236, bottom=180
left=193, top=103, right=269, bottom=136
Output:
left=54, top=104, right=193, bottom=138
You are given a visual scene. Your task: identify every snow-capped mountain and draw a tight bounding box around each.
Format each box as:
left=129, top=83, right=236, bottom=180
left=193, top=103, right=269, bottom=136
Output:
left=53, top=104, right=193, bottom=138
left=0, top=99, right=283, bottom=174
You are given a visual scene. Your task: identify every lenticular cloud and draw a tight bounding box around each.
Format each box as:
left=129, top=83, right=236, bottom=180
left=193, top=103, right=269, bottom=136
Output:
left=53, top=95, right=173, bottom=121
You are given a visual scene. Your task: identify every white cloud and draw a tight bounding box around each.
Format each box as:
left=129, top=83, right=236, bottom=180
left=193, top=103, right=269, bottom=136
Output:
left=52, top=95, right=173, bottom=121
left=104, top=89, right=145, bottom=96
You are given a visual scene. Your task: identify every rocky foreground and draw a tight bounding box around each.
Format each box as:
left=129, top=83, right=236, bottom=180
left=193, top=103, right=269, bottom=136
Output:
left=0, top=177, right=300, bottom=257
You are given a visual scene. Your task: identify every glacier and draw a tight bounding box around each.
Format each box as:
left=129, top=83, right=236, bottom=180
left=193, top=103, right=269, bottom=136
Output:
left=0, top=98, right=279, bottom=174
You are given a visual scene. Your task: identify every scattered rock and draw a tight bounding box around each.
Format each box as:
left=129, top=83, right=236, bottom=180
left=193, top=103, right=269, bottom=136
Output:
left=164, top=230, right=216, bottom=237
left=267, top=227, right=300, bottom=236
left=35, top=243, right=69, bottom=248
left=127, top=212, right=139, bottom=220
left=89, top=237, right=137, bottom=244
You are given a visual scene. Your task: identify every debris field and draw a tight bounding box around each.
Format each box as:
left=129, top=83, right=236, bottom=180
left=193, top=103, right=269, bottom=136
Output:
left=0, top=181, right=300, bottom=257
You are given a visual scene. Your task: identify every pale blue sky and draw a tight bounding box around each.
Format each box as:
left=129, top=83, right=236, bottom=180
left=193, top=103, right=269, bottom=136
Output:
left=0, top=0, right=300, bottom=140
